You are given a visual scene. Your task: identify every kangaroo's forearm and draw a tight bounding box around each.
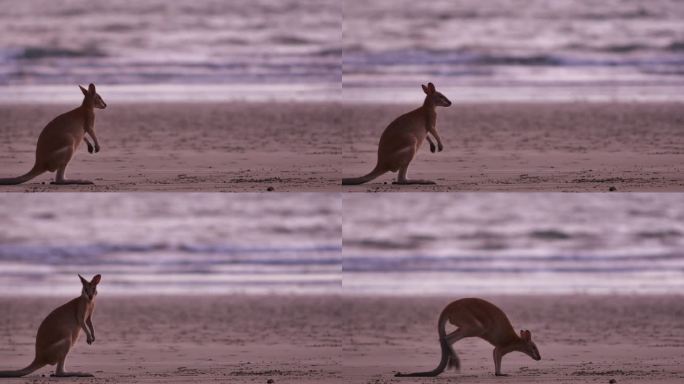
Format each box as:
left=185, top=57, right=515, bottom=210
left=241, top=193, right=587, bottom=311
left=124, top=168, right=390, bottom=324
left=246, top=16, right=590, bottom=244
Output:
left=86, top=317, right=95, bottom=339
left=84, top=137, right=94, bottom=153
left=428, top=128, right=444, bottom=151
left=79, top=320, right=92, bottom=339
left=426, top=135, right=437, bottom=153
left=86, top=130, right=100, bottom=152
left=429, top=128, right=442, bottom=145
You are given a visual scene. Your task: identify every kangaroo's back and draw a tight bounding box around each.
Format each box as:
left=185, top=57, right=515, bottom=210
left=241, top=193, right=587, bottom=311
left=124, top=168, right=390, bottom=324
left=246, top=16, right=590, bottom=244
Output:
left=0, top=274, right=100, bottom=378
left=0, top=83, right=105, bottom=185
left=378, top=107, right=427, bottom=151
left=36, top=298, right=85, bottom=349
left=343, top=82, right=450, bottom=186
left=396, top=297, right=541, bottom=378
left=445, top=298, right=518, bottom=346
left=35, top=108, right=86, bottom=162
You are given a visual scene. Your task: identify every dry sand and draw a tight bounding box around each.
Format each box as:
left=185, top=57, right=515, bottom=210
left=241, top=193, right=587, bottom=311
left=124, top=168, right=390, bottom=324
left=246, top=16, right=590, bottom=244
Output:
left=342, top=102, right=684, bottom=191
left=0, top=102, right=341, bottom=192
left=0, top=295, right=342, bottom=383
left=342, top=295, right=684, bottom=383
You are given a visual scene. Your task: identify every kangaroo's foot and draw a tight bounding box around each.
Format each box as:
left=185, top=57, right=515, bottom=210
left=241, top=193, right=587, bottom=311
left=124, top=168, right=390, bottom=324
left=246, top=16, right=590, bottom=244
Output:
left=51, top=179, right=94, bottom=185
left=393, top=179, right=436, bottom=185
left=394, top=166, right=435, bottom=185
left=51, top=371, right=94, bottom=377
left=495, top=373, right=509, bottom=377
left=53, top=166, right=94, bottom=185
left=53, top=359, right=94, bottom=377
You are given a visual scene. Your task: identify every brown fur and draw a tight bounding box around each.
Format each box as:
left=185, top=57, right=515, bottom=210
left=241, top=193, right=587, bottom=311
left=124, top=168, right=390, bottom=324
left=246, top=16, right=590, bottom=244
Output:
left=396, top=298, right=541, bottom=377
left=0, top=84, right=106, bottom=185
left=0, top=274, right=101, bottom=378
left=342, top=82, right=451, bottom=185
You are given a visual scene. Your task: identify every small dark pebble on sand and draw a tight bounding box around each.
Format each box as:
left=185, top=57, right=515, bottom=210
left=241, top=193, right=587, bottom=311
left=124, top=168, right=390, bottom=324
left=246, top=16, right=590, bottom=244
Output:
left=267, top=379, right=274, bottom=384
left=609, top=379, right=617, bottom=384
left=609, top=186, right=616, bottom=191
left=267, top=186, right=274, bottom=191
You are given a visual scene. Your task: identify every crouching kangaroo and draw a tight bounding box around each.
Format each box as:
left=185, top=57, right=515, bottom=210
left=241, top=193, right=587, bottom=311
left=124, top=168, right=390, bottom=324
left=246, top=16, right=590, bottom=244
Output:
left=0, top=274, right=101, bottom=378
left=0, top=84, right=106, bottom=185
left=342, top=82, right=451, bottom=185
left=395, top=298, right=541, bottom=377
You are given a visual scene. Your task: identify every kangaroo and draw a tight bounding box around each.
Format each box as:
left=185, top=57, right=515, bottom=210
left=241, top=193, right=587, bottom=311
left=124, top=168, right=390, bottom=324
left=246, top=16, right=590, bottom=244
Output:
left=395, top=298, right=541, bottom=377
left=342, top=82, right=451, bottom=185
left=0, top=274, right=101, bottom=378
left=0, top=84, right=106, bottom=185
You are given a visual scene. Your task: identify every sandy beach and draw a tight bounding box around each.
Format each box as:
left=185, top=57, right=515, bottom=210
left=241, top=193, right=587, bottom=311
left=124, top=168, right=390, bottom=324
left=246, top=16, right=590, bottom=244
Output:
left=0, top=102, right=341, bottom=192
left=0, top=295, right=342, bottom=383
left=342, top=295, right=684, bottom=383
left=342, top=102, right=684, bottom=191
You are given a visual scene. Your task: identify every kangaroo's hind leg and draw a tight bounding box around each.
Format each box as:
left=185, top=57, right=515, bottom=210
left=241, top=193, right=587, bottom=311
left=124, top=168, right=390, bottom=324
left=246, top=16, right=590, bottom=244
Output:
left=386, top=144, right=436, bottom=185
left=52, top=166, right=94, bottom=185
left=52, top=358, right=94, bottom=377
left=394, top=165, right=436, bottom=185
left=443, top=325, right=485, bottom=371
left=47, top=146, right=94, bottom=185
left=44, top=339, right=93, bottom=377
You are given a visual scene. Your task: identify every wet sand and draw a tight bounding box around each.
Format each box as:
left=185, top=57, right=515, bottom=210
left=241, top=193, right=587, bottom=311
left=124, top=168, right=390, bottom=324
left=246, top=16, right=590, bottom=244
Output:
left=342, top=295, right=684, bottom=383
left=0, top=295, right=342, bottom=383
left=342, top=102, right=684, bottom=191
left=0, top=102, right=341, bottom=192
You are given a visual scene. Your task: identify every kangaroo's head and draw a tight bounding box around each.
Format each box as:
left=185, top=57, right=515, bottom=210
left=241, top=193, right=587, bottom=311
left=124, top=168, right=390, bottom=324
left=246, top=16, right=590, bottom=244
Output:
left=79, top=83, right=107, bottom=109
left=422, top=82, right=451, bottom=108
left=518, top=329, right=541, bottom=361
left=79, top=274, right=101, bottom=301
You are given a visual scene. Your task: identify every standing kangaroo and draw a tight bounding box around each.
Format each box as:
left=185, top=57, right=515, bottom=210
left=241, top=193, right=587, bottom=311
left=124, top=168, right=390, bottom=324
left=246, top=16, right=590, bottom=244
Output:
left=0, top=84, right=106, bottom=185
left=342, top=82, right=451, bottom=185
left=0, top=274, right=101, bottom=378
left=395, top=298, right=541, bottom=377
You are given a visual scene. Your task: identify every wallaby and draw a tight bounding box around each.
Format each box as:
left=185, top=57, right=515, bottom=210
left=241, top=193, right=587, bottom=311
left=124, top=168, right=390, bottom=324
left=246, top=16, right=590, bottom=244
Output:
left=0, top=84, right=106, bottom=185
left=342, top=82, right=451, bottom=185
left=0, top=274, right=101, bottom=378
left=395, top=298, right=541, bottom=377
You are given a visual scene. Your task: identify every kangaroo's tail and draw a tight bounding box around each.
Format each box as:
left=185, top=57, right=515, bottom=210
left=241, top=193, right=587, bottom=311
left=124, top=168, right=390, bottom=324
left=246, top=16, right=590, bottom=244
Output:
left=395, top=309, right=459, bottom=377
left=0, top=359, right=44, bottom=377
left=342, top=165, right=385, bottom=185
left=0, top=164, right=43, bottom=185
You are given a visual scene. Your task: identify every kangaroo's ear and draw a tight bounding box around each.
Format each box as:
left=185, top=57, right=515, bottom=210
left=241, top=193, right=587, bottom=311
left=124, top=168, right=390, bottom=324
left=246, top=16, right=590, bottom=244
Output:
left=521, top=330, right=531, bottom=341
left=79, top=85, right=88, bottom=96
left=427, top=82, right=436, bottom=93
left=79, top=274, right=88, bottom=285
left=91, top=274, right=101, bottom=285
left=88, top=83, right=96, bottom=95
left=421, top=84, right=429, bottom=94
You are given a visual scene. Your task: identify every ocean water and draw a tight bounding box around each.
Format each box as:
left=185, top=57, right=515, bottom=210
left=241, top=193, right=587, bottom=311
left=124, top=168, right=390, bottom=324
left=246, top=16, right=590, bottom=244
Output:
left=3, top=1, right=681, bottom=103
left=0, top=0, right=340, bottom=102
left=343, top=193, right=684, bottom=295
left=343, top=0, right=684, bottom=102
left=0, top=193, right=341, bottom=295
